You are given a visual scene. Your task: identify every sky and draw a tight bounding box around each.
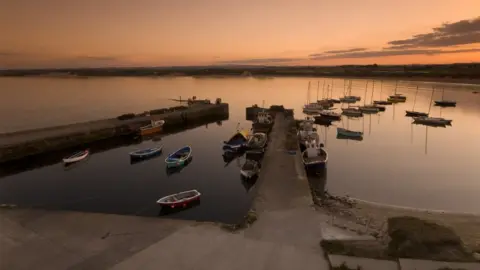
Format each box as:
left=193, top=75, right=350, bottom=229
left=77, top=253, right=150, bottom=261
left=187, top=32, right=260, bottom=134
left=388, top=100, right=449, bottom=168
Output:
left=1, top=0, right=479, bottom=68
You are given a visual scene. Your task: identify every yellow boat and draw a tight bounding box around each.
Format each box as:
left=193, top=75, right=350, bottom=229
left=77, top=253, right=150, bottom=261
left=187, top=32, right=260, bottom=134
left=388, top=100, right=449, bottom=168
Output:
left=140, top=120, right=165, bottom=136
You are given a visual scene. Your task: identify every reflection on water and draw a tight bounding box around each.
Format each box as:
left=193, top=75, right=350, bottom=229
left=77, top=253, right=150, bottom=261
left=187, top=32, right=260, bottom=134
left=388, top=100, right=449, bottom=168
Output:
left=1, top=77, right=480, bottom=214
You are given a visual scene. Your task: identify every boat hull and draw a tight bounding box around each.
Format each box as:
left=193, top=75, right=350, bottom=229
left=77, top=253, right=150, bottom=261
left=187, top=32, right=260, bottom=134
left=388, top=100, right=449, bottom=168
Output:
left=405, top=111, right=428, bottom=117
left=337, top=128, right=363, bottom=138
left=63, top=150, right=89, bottom=164
left=373, top=100, right=392, bottom=105
left=129, top=147, right=163, bottom=159
left=434, top=101, right=456, bottom=107
left=304, top=161, right=326, bottom=171
left=165, top=146, right=192, bottom=168
left=157, top=190, right=201, bottom=208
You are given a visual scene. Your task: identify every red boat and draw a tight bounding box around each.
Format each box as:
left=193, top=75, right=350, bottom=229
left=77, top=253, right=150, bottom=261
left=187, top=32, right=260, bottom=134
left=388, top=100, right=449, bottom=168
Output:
left=156, top=190, right=201, bottom=208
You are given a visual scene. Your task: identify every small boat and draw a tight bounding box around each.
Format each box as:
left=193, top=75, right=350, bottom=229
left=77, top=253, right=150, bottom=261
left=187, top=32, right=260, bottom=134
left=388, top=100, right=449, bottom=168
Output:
left=388, top=96, right=406, bottom=103
left=413, top=116, right=452, bottom=126
left=317, top=99, right=334, bottom=108
left=140, top=120, right=165, bottom=136
left=129, top=146, right=163, bottom=159
left=165, top=146, right=192, bottom=168
left=302, top=141, right=328, bottom=171
left=157, top=190, right=201, bottom=208
left=336, top=134, right=364, bottom=141
left=240, top=159, right=260, bottom=179
left=339, top=96, right=358, bottom=103
left=341, top=108, right=363, bottom=117
left=406, top=111, right=429, bottom=117
left=246, top=133, right=268, bottom=149
left=327, top=98, right=341, bottom=104
left=313, top=116, right=333, bottom=126
left=63, top=150, right=89, bottom=164
left=434, top=100, right=457, bottom=107
left=337, top=127, right=363, bottom=138
left=372, top=104, right=386, bottom=111
left=319, top=110, right=342, bottom=120
left=358, top=106, right=379, bottom=113
left=373, top=100, right=393, bottom=105
left=255, top=111, right=273, bottom=125
left=303, top=104, right=323, bottom=114
left=223, top=129, right=250, bottom=151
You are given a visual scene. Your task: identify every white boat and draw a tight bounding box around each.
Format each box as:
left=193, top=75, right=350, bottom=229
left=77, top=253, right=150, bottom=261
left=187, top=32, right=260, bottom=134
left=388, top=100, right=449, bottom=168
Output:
left=246, top=133, right=268, bottom=149
left=63, top=150, right=89, bottom=164
left=255, top=111, right=273, bottom=125
left=157, top=190, right=201, bottom=208
left=337, top=127, right=363, bottom=138
left=302, top=140, right=328, bottom=171
left=240, top=159, right=260, bottom=179
left=129, top=146, right=163, bottom=159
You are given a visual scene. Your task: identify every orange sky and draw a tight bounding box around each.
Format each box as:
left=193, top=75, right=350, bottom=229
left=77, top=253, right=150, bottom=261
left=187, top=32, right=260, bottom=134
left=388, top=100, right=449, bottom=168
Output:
left=1, top=0, right=479, bottom=68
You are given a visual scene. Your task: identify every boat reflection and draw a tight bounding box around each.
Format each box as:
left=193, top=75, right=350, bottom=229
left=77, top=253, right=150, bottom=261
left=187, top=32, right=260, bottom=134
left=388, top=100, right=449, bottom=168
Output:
left=165, top=156, right=193, bottom=176
left=241, top=174, right=258, bottom=192
left=158, top=199, right=200, bottom=216
left=308, top=168, right=327, bottom=199
left=222, top=151, right=244, bottom=167
left=336, top=134, right=364, bottom=141
left=130, top=152, right=163, bottom=165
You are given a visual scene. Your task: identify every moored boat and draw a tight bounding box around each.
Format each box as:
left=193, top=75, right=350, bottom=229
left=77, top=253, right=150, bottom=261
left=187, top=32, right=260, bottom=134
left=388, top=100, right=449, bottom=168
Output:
left=140, top=120, right=165, bottom=136
left=405, top=111, right=428, bottom=117
left=157, top=190, right=201, bottom=208
left=373, top=100, right=393, bottom=105
left=413, top=116, right=452, bottom=126
left=341, top=108, right=363, bottom=117
left=434, top=100, right=457, bottom=107
left=129, top=146, right=163, bottom=159
left=302, top=141, right=328, bottom=171
left=63, top=150, right=89, bottom=164
left=240, top=159, right=260, bottom=179
left=223, top=129, right=250, bottom=151
left=319, top=110, right=342, bottom=120
left=358, top=106, right=380, bottom=113
left=337, top=127, right=363, bottom=138
left=165, top=146, right=192, bottom=168
left=313, top=116, right=333, bottom=126
left=246, top=133, right=268, bottom=150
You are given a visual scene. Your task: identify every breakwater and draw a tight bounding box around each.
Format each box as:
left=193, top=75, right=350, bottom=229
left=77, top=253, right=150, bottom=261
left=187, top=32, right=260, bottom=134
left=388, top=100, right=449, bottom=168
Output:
left=0, top=103, right=229, bottom=163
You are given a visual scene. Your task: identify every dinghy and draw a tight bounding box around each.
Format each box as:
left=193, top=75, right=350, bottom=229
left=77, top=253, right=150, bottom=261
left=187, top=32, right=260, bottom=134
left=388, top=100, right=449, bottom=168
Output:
left=319, top=110, right=342, bottom=120
left=223, top=129, right=249, bottom=151
left=302, top=141, right=328, bottom=171
left=157, top=190, right=201, bottom=208
left=129, top=146, right=163, bottom=159
left=140, top=120, right=165, bottom=136
left=240, top=159, right=260, bottom=179
left=63, top=150, right=89, bottom=164
left=165, top=146, right=192, bottom=168
left=246, top=133, right=268, bottom=150
left=337, top=127, right=363, bottom=138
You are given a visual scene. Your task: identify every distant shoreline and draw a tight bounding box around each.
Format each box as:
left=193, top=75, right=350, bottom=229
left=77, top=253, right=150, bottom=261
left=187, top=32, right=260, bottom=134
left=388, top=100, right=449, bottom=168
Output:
left=1, top=64, right=479, bottom=85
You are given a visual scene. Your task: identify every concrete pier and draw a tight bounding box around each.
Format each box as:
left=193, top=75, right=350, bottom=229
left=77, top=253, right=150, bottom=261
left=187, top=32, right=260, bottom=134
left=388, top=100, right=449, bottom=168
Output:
left=0, top=103, right=229, bottom=163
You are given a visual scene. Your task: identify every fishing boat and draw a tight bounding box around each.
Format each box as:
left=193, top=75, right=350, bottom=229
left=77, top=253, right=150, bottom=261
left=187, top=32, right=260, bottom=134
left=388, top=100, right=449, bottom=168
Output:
left=223, top=125, right=250, bottom=151
left=157, top=190, right=201, bottom=208
left=341, top=107, right=363, bottom=117
left=255, top=111, right=273, bottom=125
left=302, top=141, right=328, bottom=171
left=63, top=150, right=89, bottom=164
left=165, top=146, right=192, bottom=168
left=434, top=89, right=457, bottom=107
left=240, top=159, right=260, bottom=179
left=337, top=127, right=363, bottom=138
left=246, top=133, right=268, bottom=149
left=129, top=146, right=163, bottom=159
left=413, top=116, right=452, bottom=126
left=405, top=86, right=429, bottom=117
left=140, top=120, right=165, bottom=136
left=313, top=116, right=333, bottom=126
left=319, top=110, right=342, bottom=120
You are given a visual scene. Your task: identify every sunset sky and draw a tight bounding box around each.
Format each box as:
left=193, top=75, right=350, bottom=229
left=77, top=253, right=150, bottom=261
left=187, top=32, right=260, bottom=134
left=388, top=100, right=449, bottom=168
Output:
left=1, top=0, right=479, bottom=68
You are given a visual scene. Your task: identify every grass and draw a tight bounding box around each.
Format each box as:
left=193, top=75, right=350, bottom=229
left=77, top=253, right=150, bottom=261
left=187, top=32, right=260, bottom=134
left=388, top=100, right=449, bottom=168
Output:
left=321, top=239, right=394, bottom=261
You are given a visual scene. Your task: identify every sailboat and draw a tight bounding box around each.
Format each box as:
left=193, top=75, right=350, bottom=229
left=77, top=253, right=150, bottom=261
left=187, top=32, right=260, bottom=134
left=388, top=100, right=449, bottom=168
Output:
left=358, top=81, right=380, bottom=114
left=373, top=81, right=393, bottom=105
left=339, top=80, right=361, bottom=103
left=362, top=81, right=385, bottom=111
left=434, top=88, right=457, bottom=107
left=412, top=87, right=452, bottom=126
left=405, top=86, right=429, bottom=117
left=326, top=80, right=341, bottom=103
left=303, top=81, right=324, bottom=114
left=316, top=81, right=334, bottom=108
left=388, top=80, right=407, bottom=102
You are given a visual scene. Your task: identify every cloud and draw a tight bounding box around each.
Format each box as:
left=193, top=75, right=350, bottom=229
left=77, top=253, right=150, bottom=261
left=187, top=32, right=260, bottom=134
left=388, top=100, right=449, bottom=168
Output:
left=310, top=48, right=480, bottom=60
left=215, top=57, right=302, bottom=65
left=387, top=17, right=480, bottom=49
left=321, top=48, right=368, bottom=55
left=74, top=56, right=120, bottom=61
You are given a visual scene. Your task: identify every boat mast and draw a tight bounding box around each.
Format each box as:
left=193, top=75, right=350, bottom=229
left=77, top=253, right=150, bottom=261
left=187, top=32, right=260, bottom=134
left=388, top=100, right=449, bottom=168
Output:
left=394, top=80, right=398, bottom=95
left=427, top=87, right=435, bottom=115
left=412, top=86, right=419, bottom=111
left=370, top=80, right=375, bottom=104
left=307, top=81, right=311, bottom=104
left=380, top=80, right=383, bottom=99
left=322, top=80, right=326, bottom=99
left=316, top=81, right=320, bottom=101
left=364, top=81, right=369, bottom=106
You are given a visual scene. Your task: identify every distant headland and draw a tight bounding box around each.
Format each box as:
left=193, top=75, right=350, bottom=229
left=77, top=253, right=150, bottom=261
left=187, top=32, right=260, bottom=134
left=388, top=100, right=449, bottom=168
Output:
left=1, top=63, right=479, bottom=84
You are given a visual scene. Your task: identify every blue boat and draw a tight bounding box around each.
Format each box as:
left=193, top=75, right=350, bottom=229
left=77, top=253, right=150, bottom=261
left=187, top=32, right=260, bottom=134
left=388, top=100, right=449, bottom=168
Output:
left=129, top=146, right=163, bottom=159
left=223, top=130, right=250, bottom=152
left=165, top=146, right=192, bottom=168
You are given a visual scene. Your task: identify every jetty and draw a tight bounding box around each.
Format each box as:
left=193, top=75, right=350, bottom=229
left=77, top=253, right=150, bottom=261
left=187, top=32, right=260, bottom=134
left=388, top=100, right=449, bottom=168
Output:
left=0, top=102, right=228, bottom=163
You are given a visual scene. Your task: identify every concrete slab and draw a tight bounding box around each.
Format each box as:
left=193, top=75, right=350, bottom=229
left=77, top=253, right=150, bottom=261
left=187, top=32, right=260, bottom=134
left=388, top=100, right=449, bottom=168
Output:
left=329, top=254, right=399, bottom=270
left=321, top=223, right=375, bottom=241
left=399, top=258, right=480, bottom=270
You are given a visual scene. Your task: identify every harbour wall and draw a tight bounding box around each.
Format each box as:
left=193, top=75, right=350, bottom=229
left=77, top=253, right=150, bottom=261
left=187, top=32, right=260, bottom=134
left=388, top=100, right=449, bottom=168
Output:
left=0, top=103, right=229, bottom=163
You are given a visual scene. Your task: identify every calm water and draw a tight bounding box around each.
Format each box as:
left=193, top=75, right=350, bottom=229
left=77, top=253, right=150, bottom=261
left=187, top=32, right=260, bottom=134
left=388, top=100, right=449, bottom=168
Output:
left=1, top=77, right=480, bottom=217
